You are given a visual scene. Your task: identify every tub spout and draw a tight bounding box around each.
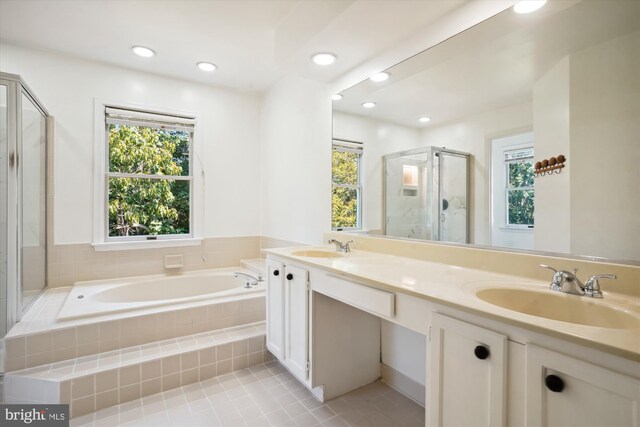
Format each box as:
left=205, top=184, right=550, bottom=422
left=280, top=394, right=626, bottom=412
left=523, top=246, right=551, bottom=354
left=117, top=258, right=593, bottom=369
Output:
left=234, top=272, right=263, bottom=288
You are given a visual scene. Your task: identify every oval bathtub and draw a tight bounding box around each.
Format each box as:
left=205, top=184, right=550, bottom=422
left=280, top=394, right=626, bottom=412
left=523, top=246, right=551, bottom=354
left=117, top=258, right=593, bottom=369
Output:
left=58, top=267, right=264, bottom=320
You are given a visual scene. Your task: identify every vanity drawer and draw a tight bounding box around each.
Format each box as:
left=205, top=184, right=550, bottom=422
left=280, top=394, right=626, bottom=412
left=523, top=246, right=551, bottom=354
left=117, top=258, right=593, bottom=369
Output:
left=313, top=273, right=395, bottom=318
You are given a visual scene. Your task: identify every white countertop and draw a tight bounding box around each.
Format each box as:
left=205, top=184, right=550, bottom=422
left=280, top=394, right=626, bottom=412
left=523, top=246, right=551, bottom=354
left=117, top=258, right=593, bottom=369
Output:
left=264, top=246, right=640, bottom=362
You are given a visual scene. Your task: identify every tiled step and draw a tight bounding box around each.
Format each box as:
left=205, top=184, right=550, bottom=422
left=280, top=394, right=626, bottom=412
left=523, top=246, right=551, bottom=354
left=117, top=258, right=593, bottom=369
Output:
left=4, top=322, right=270, bottom=418
left=4, top=295, right=265, bottom=372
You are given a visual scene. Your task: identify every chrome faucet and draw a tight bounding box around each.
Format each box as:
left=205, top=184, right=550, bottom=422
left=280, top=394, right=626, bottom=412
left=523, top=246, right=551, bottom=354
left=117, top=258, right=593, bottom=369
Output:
left=234, top=272, right=263, bottom=288
left=328, top=239, right=353, bottom=253
left=539, top=265, right=616, bottom=298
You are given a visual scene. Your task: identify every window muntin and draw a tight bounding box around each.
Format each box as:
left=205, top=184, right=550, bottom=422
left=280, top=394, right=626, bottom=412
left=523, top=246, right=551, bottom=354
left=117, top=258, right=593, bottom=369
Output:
left=332, top=140, right=362, bottom=230
left=504, top=147, right=534, bottom=228
left=105, top=107, right=194, bottom=240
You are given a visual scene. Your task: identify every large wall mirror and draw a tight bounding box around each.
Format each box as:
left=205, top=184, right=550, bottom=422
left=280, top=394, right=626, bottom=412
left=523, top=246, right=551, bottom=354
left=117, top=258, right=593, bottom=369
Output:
left=331, top=0, right=639, bottom=264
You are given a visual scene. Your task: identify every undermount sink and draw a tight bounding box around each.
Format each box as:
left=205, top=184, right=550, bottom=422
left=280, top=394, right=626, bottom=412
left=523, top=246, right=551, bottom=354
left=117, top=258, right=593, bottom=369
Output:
left=291, top=250, right=344, bottom=259
left=475, top=287, right=640, bottom=329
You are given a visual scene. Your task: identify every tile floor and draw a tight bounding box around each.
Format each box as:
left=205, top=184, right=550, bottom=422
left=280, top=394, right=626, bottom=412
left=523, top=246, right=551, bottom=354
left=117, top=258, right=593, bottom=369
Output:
left=70, top=361, right=425, bottom=427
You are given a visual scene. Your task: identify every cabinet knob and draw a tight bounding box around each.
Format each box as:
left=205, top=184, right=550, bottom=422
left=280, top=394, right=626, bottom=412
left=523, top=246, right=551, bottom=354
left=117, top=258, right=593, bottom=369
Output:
left=286, top=273, right=293, bottom=280
left=273, top=269, right=280, bottom=276
left=545, top=374, right=565, bottom=393
left=474, top=345, right=490, bottom=360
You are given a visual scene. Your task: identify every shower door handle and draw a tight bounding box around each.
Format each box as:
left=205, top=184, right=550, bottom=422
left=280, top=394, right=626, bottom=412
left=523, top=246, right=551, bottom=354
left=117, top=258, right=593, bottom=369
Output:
left=9, top=151, right=15, bottom=169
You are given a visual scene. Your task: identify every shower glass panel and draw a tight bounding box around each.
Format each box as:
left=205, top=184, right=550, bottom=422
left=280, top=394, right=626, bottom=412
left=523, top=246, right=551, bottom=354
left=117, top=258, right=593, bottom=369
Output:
left=383, top=146, right=470, bottom=243
left=0, top=84, right=7, bottom=338
left=438, top=151, right=469, bottom=244
left=20, top=91, right=47, bottom=309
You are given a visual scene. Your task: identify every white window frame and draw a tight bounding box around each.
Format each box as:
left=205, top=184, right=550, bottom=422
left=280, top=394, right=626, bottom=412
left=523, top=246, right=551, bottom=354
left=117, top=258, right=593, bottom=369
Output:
left=504, top=146, right=534, bottom=229
left=331, top=139, right=363, bottom=231
left=92, top=99, right=203, bottom=251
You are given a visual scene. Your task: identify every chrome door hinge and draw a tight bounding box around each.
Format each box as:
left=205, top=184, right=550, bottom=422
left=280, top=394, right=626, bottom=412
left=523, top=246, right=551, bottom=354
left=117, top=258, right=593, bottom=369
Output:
left=306, top=361, right=310, bottom=372
left=306, top=281, right=310, bottom=291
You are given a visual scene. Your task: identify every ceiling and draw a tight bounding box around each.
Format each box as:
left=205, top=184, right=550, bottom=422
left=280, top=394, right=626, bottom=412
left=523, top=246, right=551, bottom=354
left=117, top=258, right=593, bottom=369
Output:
left=334, top=0, right=640, bottom=129
left=0, top=0, right=466, bottom=92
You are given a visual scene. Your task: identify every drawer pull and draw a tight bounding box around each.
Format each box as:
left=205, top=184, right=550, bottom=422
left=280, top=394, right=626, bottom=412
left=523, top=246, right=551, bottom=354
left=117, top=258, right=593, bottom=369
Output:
left=474, top=345, right=490, bottom=360
left=545, top=374, right=565, bottom=393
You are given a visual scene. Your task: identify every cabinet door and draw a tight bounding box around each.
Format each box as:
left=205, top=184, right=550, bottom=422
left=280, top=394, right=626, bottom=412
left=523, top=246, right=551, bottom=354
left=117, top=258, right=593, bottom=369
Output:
left=428, top=313, right=507, bottom=427
left=526, top=345, right=640, bottom=427
left=266, top=259, right=285, bottom=360
left=283, top=264, right=309, bottom=382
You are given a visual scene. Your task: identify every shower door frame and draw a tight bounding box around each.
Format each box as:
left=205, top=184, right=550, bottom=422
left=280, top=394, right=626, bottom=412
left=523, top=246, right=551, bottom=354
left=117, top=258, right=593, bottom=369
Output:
left=381, top=146, right=470, bottom=243
left=0, top=72, right=49, bottom=332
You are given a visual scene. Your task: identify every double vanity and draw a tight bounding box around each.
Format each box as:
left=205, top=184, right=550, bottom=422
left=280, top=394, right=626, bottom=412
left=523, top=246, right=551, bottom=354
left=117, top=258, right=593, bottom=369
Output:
left=264, top=238, right=640, bottom=427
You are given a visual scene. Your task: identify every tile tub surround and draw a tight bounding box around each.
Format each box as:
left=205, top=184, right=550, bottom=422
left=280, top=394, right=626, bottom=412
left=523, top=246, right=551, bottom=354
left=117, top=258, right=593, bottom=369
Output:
left=69, top=362, right=425, bottom=427
left=325, top=232, right=640, bottom=299
left=5, top=323, right=269, bottom=418
left=4, top=289, right=265, bottom=372
left=47, top=236, right=261, bottom=288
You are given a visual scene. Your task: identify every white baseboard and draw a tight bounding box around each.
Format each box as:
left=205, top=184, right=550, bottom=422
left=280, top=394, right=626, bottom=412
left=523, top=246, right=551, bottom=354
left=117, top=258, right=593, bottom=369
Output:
left=380, top=363, right=425, bottom=407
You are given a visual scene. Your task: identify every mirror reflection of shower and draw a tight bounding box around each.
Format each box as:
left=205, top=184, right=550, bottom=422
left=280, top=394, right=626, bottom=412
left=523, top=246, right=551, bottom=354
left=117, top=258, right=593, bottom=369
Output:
left=383, top=147, right=470, bottom=243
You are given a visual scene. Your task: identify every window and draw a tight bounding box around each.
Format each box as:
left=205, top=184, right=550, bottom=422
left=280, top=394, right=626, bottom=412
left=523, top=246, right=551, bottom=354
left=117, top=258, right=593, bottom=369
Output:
left=331, top=140, right=362, bottom=230
left=504, top=147, right=534, bottom=227
left=104, top=106, right=195, bottom=241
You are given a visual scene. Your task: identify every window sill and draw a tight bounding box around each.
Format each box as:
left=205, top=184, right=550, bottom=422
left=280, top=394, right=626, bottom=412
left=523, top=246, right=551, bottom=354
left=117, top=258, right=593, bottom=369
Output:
left=92, top=238, right=203, bottom=252
left=498, top=226, right=534, bottom=233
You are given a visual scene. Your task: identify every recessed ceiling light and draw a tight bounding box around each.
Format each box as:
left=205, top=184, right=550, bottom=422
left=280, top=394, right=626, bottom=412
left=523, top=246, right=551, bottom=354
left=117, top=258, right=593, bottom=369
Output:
left=197, top=62, right=217, bottom=72
left=370, top=72, right=390, bottom=82
left=311, top=52, right=337, bottom=65
left=362, top=102, right=376, bottom=109
left=332, top=94, right=343, bottom=101
left=513, top=0, right=547, bottom=14
left=132, top=46, right=156, bottom=58
left=418, top=117, right=431, bottom=123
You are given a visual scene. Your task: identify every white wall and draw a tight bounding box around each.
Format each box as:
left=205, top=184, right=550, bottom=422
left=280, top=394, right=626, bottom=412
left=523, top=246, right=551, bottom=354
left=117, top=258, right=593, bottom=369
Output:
left=569, top=31, right=640, bottom=261
left=260, top=76, right=331, bottom=245
left=532, top=57, right=571, bottom=254
left=332, top=112, right=421, bottom=232
left=419, top=102, right=532, bottom=245
left=0, top=43, right=262, bottom=244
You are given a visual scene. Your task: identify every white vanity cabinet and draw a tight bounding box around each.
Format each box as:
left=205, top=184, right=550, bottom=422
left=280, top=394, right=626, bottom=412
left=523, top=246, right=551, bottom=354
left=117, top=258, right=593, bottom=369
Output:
left=428, top=313, right=507, bottom=427
left=526, top=345, right=640, bottom=427
left=266, top=259, right=310, bottom=384
left=427, top=311, right=640, bottom=427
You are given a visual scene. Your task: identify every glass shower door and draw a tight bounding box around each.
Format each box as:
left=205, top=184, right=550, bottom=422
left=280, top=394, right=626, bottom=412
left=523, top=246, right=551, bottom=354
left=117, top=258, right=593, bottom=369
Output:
left=438, top=151, right=469, bottom=244
left=0, top=83, right=8, bottom=339
left=19, top=90, right=47, bottom=311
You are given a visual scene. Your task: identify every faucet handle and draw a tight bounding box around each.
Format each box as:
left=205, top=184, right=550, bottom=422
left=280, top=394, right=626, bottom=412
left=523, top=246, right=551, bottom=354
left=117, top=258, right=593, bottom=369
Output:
left=584, top=274, right=617, bottom=298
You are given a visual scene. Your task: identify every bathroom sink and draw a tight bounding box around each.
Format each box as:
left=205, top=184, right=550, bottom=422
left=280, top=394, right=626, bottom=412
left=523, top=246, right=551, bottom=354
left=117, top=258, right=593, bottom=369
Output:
left=475, top=287, right=640, bottom=329
left=291, top=250, right=344, bottom=259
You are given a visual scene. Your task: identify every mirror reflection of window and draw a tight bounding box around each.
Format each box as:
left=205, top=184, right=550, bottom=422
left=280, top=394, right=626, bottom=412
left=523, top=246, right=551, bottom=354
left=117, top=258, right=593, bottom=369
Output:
left=331, top=140, right=363, bottom=230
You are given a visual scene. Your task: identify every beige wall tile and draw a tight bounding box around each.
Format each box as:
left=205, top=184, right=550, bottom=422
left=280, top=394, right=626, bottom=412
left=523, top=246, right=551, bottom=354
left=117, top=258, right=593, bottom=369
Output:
left=119, top=365, right=141, bottom=386
left=199, top=348, right=216, bottom=365
left=217, top=343, right=232, bottom=361
left=119, top=383, right=141, bottom=404
left=162, top=355, right=180, bottom=376
left=141, top=378, right=161, bottom=396
left=162, top=373, right=180, bottom=392
left=180, top=351, right=198, bottom=371
left=96, top=370, right=118, bottom=393
left=26, top=332, right=52, bottom=354
left=5, top=337, right=25, bottom=358
left=71, top=395, right=95, bottom=418
left=51, top=328, right=76, bottom=350
left=141, top=360, right=161, bottom=380
left=181, top=368, right=198, bottom=386
left=217, top=359, right=232, bottom=375
left=199, top=363, right=216, bottom=380
left=71, top=375, right=95, bottom=399
left=95, top=390, right=118, bottom=411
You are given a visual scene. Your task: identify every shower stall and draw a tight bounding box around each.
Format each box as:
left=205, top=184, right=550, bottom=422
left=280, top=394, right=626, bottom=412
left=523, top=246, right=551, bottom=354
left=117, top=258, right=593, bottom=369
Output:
left=383, top=146, right=470, bottom=243
left=0, top=72, right=49, bottom=370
